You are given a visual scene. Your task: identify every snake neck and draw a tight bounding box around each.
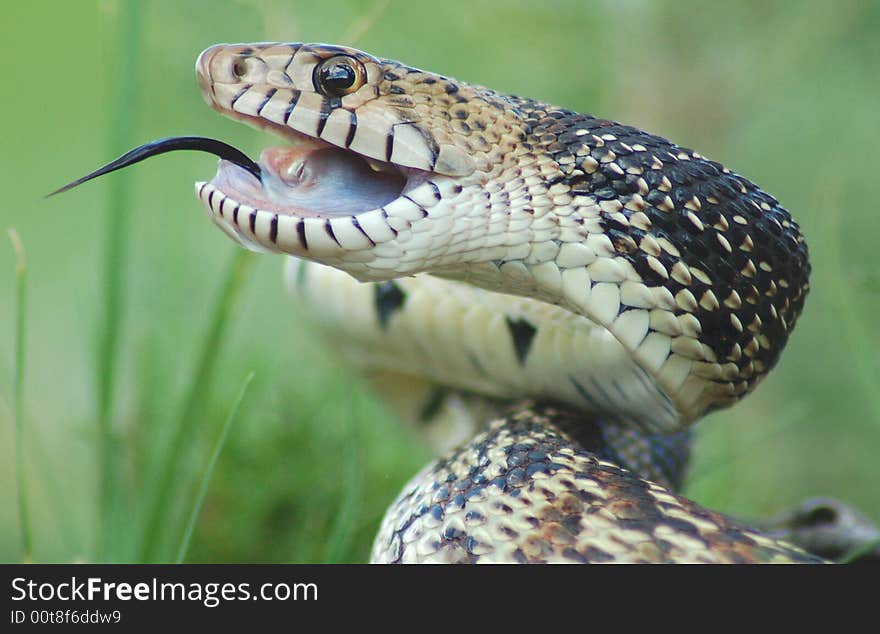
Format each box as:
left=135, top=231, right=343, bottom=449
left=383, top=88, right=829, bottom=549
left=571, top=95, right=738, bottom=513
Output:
left=432, top=98, right=811, bottom=428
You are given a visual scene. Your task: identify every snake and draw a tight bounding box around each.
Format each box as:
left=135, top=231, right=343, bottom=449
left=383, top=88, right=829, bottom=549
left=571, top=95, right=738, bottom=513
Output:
left=55, top=42, right=823, bottom=563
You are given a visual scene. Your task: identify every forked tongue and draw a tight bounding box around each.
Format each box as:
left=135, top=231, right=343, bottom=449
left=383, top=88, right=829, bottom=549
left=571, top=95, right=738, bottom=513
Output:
left=47, top=136, right=261, bottom=197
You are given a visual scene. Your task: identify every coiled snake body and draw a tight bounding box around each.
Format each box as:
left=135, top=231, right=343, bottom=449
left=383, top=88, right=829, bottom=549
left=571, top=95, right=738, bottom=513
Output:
left=66, top=42, right=822, bottom=562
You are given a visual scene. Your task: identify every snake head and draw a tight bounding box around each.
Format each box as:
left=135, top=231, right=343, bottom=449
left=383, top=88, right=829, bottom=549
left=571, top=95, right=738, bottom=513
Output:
left=195, top=42, right=533, bottom=279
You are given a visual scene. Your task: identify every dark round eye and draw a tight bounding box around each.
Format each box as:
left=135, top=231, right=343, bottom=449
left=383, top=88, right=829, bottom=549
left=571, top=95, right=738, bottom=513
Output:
left=313, top=55, right=365, bottom=97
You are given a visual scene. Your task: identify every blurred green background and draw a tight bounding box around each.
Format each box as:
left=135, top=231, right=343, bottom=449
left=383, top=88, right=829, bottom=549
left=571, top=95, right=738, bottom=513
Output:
left=1, top=0, right=878, bottom=563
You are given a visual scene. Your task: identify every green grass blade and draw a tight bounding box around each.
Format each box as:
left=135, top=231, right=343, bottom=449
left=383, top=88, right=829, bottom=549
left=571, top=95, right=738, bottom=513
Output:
left=95, top=0, right=145, bottom=562
left=322, top=386, right=363, bottom=563
left=139, top=247, right=255, bottom=562
left=176, top=371, right=255, bottom=563
left=8, top=229, right=32, bottom=562
left=17, top=418, right=82, bottom=558
left=823, top=184, right=880, bottom=429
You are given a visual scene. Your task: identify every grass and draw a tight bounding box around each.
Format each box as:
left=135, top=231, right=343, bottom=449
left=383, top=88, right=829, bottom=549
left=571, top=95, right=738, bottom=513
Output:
left=7, top=229, right=30, bottom=562
left=1, top=0, right=878, bottom=564
left=176, top=371, right=254, bottom=563
left=95, top=0, right=145, bottom=564
left=138, top=248, right=256, bottom=562
left=321, top=386, right=364, bottom=563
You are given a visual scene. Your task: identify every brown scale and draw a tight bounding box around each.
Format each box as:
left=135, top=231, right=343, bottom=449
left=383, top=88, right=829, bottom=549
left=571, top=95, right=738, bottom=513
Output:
left=375, top=403, right=823, bottom=563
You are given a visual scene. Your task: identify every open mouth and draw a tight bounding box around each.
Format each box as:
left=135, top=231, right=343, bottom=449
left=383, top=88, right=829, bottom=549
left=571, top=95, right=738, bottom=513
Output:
left=50, top=119, right=448, bottom=264
left=215, top=138, right=407, bottom=219
left=49, top=130, right=409, bottom=219
left=48, top=129, right=424, bottom=262
left=48, top=115, right=433, bottom=260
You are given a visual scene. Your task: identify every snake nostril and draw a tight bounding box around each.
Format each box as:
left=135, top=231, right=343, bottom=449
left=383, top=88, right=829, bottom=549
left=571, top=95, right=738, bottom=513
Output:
left=231, top=58, right=247, bottom=79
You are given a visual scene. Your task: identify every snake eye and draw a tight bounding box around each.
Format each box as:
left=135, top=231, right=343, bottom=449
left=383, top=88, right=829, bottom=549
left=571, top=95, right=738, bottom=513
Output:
left=313, top=55, right=365, bottom=97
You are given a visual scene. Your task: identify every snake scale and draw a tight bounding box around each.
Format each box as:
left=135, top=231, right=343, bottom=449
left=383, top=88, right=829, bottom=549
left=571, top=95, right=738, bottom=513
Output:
left=61, top=42, right=823, bottom=563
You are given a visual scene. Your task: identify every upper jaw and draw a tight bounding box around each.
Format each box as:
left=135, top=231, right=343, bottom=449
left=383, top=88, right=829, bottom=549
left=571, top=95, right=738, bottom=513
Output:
left=196, top=42, right=476, bottom=177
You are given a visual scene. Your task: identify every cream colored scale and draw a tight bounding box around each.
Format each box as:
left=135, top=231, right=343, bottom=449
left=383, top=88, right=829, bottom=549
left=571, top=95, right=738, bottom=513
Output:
left=286, top=259, right=676, bottom=432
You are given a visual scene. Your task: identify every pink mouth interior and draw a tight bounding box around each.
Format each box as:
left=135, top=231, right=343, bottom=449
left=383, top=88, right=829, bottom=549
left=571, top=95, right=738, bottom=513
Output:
left=211, top=144, right=406, bottom=217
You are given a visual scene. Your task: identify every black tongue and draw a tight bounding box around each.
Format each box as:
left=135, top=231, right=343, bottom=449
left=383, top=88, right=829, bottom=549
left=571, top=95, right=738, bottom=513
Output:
left=47, top=136, right=261, bottom=197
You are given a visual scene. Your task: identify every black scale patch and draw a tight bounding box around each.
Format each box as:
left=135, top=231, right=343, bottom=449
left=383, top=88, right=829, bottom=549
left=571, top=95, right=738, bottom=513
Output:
left=505, top=317, right=537, bottom=366
left=374, top=281, right=407, bottom=331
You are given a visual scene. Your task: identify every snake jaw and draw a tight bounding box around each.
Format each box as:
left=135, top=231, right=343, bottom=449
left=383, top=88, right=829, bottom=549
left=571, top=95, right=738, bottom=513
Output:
left=194, top=97, right=449, bottom=267
left=196, top=154, right=471, bottom=275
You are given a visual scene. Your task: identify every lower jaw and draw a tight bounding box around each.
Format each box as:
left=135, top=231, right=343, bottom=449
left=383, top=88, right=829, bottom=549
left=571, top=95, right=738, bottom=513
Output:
left=196, top=176, right=405, bottom=261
